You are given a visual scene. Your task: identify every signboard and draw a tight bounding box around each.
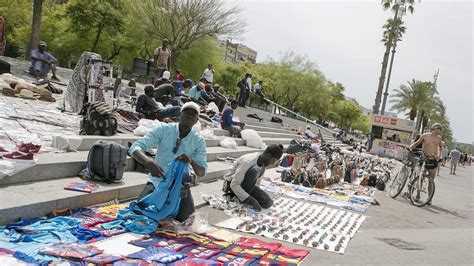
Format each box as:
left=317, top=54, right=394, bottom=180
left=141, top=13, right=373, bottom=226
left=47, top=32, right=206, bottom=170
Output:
left=372, top=114, right=415, bottom=132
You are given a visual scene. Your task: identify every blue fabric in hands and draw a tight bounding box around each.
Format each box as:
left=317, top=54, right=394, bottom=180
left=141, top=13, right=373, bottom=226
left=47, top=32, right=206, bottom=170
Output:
left=129, top=160, right=188, bottom=222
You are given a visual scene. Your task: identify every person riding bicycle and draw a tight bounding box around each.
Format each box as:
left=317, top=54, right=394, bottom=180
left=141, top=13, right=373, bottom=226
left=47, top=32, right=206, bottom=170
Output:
left=408, top=123, right=443, bottom=204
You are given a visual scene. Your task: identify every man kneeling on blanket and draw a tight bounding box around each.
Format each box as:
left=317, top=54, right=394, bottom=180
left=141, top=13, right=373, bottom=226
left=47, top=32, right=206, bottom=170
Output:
left=129, top=102, right=207, bottom=222
left=222, top=144, right=283, bottom=211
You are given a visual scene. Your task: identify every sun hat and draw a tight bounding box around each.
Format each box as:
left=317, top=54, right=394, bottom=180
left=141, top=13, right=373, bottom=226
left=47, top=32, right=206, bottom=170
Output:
left=15, top=89, right=40, bottom=100
left=39, top=41, right=47, bottom=47
left=197, top=82, right=205, bottom=90
left=181, top=102, right=200, bottom=114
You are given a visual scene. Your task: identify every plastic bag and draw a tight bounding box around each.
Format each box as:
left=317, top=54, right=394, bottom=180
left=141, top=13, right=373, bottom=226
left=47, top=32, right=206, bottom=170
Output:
left=133, top=125, right=150, bottom=136
left=241, top=129, right=265, bottom=149
left=138, top=119, right=161, bottom=129
left=220, top=137, right=237, bottom=149
left=206, top=102, right=219, bottom=113
left=193, top=120, right=202, bottom=133
left=200, top=128, right=214, bottom=139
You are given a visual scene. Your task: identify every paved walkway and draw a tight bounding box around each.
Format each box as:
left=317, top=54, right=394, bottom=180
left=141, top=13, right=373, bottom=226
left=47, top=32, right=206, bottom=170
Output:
left=201, top=164, right=474, bottom=265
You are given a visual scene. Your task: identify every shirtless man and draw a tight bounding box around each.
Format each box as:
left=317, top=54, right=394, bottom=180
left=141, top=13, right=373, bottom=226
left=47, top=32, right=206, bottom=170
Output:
left=409, top=123, right=443, bottom=201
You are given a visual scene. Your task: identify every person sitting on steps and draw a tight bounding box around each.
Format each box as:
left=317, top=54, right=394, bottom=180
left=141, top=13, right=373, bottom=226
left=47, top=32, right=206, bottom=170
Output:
left=221, top=100, right=245, bottom=138
left=29, top=41, right=60, bottom=81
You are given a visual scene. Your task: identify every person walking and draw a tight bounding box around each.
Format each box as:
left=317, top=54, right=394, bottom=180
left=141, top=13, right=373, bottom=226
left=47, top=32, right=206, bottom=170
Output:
left=449, top=147, right=461, bottom=175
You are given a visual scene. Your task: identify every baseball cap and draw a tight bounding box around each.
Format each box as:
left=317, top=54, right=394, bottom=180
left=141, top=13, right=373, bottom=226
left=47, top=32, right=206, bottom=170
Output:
left=38, top=41, right=47, bottom=47
left=197, top=82, right=205, bottom=90
left=431, top=123, right=442, bottom=130
left=181, top=102, right=200, bottom=114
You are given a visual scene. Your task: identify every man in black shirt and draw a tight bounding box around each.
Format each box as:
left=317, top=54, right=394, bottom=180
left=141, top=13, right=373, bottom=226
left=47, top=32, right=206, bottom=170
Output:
left=136, top=84, right=180, bottom=120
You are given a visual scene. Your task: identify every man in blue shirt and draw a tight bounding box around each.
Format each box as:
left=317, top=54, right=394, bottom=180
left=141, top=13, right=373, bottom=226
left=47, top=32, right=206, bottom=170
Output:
left=221, top=100, right=245, bottom=138
left=187, top=82, right=206, bottom=105
left=29, top=41, right=59, bottom=80
left=129, top=102, right=207, bottom=222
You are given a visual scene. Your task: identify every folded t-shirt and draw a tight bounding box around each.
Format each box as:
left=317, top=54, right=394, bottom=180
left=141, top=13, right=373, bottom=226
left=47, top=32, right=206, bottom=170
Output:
left=170, top=258, right=224, bottom=266
left=113, top=258, right=162, bottom=266
left=127, top=246, right=185, bottom=263
left=180, top=246, right=221, bottom=260
left=39, top=242, right=103, bottom=259
left=210, top=253, right=256, bottom=266
left=236, top=238, right=281, bottom=252
left=222, top=245, right=269, bottom=259
left=84, top=254, right=123, bottom=265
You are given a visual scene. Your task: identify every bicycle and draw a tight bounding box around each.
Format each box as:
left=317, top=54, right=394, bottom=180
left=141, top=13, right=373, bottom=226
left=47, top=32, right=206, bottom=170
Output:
left=390, top=148, right=436, bottom=207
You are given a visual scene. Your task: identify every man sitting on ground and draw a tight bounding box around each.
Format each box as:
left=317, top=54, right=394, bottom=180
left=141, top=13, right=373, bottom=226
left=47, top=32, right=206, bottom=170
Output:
left=154, top=83, right=178, bottom=106
left=129, top=102, right=207, bottom=222
left=201, top=83, right=217, bottom=104
left=222, top=144, right=284, bottom=210
left=221, top=100, right=245, bottom=138
left=136, top=84, right=180, bottom=121
left=409, top=123, right=443, bottom=203
left=29, top=41, right=59, bottom=80
left=304, top=125, right=320, bottom=140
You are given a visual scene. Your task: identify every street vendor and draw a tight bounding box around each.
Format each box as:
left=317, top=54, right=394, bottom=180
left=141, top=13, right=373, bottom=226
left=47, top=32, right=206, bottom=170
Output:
left=222, top=144, right=284, bottom=211
left=129, top=101, right=207, bottom=222
left=136, top=84, right=181, bottom=121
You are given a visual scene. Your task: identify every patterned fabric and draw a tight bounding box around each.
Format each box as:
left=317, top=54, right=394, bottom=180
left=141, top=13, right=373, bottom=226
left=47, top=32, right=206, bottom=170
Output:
left=114, top=108, right=142, bottom=134
left=222, top=245, right=269, bottom=259
left=210, top=253, right=256, bottom=266
left=64, top=52, right=102, bottom=113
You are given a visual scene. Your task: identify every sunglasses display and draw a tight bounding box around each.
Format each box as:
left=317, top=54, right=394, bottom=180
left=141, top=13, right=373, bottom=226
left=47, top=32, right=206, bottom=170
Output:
left=216, top=197, right=365, bottom=254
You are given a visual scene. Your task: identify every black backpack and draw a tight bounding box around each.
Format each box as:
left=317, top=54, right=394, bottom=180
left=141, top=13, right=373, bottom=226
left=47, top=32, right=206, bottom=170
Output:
left=85, top=140, right=127, bottom=183
left=80, top=102, right=117, bottom=136
left=271, top=116, right=282, bottom=123
left=286, top=139, right=312, bottom=154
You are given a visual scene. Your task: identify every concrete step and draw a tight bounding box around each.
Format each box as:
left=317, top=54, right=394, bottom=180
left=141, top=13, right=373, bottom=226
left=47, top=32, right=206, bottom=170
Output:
left=0, top=163, right=232, bottom=225
left=76, top=135, right=245, bottom=151
left=0, top=152, right=136, bottom=187
left=214, top=128, right=297, bottom=139
left=243, top=124, right=298, bottom=134
left=0, top=146, right=253, bottom=187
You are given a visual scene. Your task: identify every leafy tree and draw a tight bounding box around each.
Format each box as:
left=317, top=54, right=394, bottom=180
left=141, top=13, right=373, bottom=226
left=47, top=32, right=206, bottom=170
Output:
left=374, top=0, right=416, bottom=114
left=25, top=0, right=45, bottom=59
left=129, top=0, right=244, bottom=68
left=380, top=18, right=406, bottom=114
left=65, top=0, right=124, bottom=53
left=333, top=100, right=363, bottom=129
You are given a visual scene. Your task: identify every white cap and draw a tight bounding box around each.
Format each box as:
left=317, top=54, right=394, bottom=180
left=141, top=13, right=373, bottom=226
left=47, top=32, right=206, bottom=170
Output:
left=181, top=102, right=200, bottom=114
left=162, top=71, right=171, bottom=80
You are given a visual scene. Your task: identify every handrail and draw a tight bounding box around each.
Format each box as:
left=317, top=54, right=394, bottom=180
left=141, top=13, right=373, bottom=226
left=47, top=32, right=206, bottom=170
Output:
left=249, top=92, right=335, bottom=136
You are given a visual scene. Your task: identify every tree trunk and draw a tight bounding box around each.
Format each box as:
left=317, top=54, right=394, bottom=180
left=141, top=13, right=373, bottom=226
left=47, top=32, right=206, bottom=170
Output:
left=25, top=0, right=44, bottom=59
left=415, top=110, right=423, bottom=133
left=91, top=24, right=104, bottom=52
left=373, top=8, right=399, bottom=114
left=380, top=41, right=398, bottom=115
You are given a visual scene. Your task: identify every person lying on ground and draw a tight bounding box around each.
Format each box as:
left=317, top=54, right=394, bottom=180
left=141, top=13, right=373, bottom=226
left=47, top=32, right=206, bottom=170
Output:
left=304, top=126, right=320, bottom=140
left=136, top=84, right=180, bottom=121
left=222, top=144, right=284, bottom=211
left=29, top=41, right=60, bottom=81
left=221, top=100, right=245, bottom=138
left=129, top=102, right=207, bottom=222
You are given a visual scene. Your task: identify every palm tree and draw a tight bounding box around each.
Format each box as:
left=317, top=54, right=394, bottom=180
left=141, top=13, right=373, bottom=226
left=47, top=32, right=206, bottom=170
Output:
left=380, top=18, right=406, bottom=114
left=390, top=79, right=438, bottom=132
left=373, top=0, right=416, bottom=114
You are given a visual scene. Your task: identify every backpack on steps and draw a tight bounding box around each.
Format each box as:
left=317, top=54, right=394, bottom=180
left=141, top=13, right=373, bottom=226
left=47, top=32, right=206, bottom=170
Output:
left=271, top=116, right=282, bottom=123
left=80, top=102, right=117, bottom=136
left=85, top=140, right=127, bottom=183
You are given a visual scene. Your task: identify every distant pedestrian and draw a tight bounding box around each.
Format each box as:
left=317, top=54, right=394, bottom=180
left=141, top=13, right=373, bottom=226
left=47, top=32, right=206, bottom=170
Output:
left=202, top=64, right=215, bottom=83
left=449, top=148, right=461, bottom=175
left=153, top=39, right=171, bottom=82
left=237, top=73, right=251, bottom=107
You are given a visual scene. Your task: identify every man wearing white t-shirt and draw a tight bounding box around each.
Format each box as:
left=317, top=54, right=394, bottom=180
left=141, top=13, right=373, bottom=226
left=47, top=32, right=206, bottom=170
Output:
left=203, top=64, right=215, bottom=83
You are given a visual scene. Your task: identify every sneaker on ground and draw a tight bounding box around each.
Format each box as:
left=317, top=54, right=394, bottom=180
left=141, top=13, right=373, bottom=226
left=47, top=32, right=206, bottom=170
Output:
left=2, top=151, right=35, bottom=163
left=18, top=143, right=41, bottom=154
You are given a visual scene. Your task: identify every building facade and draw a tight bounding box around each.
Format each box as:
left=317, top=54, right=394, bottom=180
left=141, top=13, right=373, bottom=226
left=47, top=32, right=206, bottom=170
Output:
left=219, top=40, right=257, bottom=64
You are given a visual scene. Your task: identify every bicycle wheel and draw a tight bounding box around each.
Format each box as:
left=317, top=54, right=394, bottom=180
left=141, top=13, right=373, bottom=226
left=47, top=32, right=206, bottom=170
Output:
left=409, top=174, right=435, bottom=207
left=390, top=165, right=410, bottom=198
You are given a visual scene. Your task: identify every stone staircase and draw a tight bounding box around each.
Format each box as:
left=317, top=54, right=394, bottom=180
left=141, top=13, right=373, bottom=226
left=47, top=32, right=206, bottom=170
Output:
left=0, top=106, right=348, bottom=225
left=0, top=55, right=347, bottom=224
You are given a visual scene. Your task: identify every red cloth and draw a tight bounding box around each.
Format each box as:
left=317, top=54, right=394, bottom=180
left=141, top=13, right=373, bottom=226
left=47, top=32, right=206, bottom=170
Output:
left=235, top=238, right=281, bottom=252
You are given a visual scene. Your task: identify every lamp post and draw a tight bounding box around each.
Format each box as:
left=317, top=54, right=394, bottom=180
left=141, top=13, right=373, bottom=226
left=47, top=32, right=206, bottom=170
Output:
left=381, top=4, right=406, bottom=115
